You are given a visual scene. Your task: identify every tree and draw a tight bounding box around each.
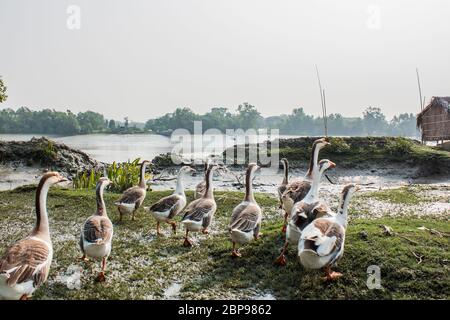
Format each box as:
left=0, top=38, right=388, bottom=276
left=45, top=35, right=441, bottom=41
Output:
left=363, top=107, right=388, bottom=135
left=0, top=76, right=8, bottom=103
left=390, top=113, right=417, bottom=137
left=203, top=107, right=233, bottom=131
left=235, top=103, right=263, bottom=130
left=77, top=111, right=106, bottom=133
left=108, top=119, right=116, bottom=130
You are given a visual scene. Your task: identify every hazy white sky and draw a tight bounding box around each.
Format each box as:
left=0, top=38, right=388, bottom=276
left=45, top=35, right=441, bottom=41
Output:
left=0, top=0, right=449, bottom=121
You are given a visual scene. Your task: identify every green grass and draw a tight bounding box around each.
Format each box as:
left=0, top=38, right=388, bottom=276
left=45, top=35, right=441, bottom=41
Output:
left=361, top=186, right=422, bottom=205
left=0, top=187, right=448, bottom=300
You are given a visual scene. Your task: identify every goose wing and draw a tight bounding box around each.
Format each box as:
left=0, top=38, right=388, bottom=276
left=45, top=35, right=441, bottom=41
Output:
left=284, top=180, right=311, bottom=203
left=182, top=199, right=216, bottom=222
left=83, top=216, right=113, bottom=245
left=117, top=186, right=145, bottom=205
left=229, top=203, right=261, bottom=233
left=302, top=219, right=344, bottom=257
left=0, top=238, right=50, bottom=288
left=150, top=194, right=183, bottom=219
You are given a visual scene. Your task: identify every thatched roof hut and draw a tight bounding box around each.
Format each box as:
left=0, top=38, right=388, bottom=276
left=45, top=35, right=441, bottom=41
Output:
left=417, top=97, right=450, bottom=142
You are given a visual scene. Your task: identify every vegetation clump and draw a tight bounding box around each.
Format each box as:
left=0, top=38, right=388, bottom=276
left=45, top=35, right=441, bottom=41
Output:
left=73, top=158, right=150, bottom=193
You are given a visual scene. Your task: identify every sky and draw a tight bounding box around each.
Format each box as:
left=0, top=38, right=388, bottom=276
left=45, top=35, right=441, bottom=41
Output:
left=0, top=0, right=449, bottom=122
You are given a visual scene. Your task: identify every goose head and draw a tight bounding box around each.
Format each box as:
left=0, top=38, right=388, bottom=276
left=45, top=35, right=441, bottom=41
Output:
left=179, top=165, right=196, bottom=176
left=43, top=172, right=68, bottom=185
left=247, top=163, right=261, bottom=177
left=314, top=137, right=331, bottom=150
left=340, top=183, right=360, bottom=202
left=97, top=177, right=111, bottom=188
left=317, top=159, right=336, bottom=174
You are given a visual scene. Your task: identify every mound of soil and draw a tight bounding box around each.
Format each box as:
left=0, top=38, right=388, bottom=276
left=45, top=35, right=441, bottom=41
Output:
left=0, top=137, right=102, bottom=176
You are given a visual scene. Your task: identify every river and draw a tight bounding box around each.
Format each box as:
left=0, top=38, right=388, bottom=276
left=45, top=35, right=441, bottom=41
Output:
left=0, top=133, right=302, bottom=163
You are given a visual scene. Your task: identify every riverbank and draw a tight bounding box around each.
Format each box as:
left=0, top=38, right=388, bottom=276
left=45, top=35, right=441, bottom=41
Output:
left=221, top=136, right=450, bottom=177
left=0, top=186, right=448, bottom=299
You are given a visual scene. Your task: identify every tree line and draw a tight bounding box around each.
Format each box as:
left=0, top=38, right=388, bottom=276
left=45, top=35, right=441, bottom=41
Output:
left=0, top=104, right=419, bottom=137
left=0, top=107, right=142, bottom=135
left=144, top=103, right=419, bottom=137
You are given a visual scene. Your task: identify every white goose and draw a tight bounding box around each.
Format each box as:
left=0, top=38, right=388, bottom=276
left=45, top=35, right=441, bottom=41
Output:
left=79, top=177, right=113, bottom=282
left=181, top=163, right=219, bottom=247
left=275, top=159, right=335, bottom=266
left=280, top=138, right=330, bottom=231
left=228, top=163, right=262, bottom=257
left=115, top=160, right=150, bottom=221
left=145, top=166, right=195, bottom=235
left=0, top=172, right=67, bottom=300
left=299, top=184, right=359, bottom=281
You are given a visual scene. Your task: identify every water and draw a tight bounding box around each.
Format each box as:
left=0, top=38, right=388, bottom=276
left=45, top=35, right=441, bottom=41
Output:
left=0, top=133, right=296, bottom=163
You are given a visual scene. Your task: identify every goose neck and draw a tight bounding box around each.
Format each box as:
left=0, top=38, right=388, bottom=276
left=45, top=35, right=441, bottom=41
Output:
left=305, top=143, right=320, bottom=180
left=244, top=169, right=255, bottom=202
left=96, top=183, right=108, bottom=216
left=282, top=161, right=289, bottom=185
left=32, top=178, right=52, bottom=238
left=139, top=162, right=148, bottom=189
left=203, top=167, right=214, bottom=199
left=175, top=171, right=185, bottom=195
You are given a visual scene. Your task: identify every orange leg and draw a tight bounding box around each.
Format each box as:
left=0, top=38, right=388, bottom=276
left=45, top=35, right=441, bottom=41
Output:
left=231, top=242, right=241, bottom=257
left=201, top=228, right=209, bottom=235
left=170, top=221, right=177, bottom=234
left=96, top=257, right=107, bottom=282
left=322, top=266, right=343, bottom=281
left=19, top=294, right=28, bottom=300
left=156, top=222, right=162, bottom=236
left=281, top=212, right=288, bottom=233
left=183, top=230, right=192, bottom=247
left=274, top=241, right=289, bottom=266
left=79, top=254, right=89, bottom=262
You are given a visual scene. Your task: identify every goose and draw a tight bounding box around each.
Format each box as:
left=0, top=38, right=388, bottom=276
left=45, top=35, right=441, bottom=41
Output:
left=0, top=172, right=67, bottom=300
left=228, top=163, right=262, bottom=257
left=280, top=138, right=330, bottom=231
left=115, top=160, right=150, bottom=221
left=275, top=159, right=335, bottom=266
left=277, top=158, right=289, bottom=231
left=79, top=177, right=113, bottom=282
left=194, top=159, right=211, bottom=199
left=145, top=166, right=196, bottom=235
left=298, top=184, right=359, bottom=281
left=180, top=163, right=219, bottom=247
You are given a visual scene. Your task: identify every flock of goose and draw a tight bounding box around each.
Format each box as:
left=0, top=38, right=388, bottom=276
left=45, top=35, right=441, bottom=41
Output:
left=0, top=138, right=358, bottom=300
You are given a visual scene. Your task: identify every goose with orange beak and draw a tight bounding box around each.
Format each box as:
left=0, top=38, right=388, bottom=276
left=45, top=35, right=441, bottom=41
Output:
left=299, top=184, right=360, bottom=281
left=275, top=159, right=336, bottom=266
left=228, top=163, right=262, bottom=257
left=0, top=172, right=67, bottom=300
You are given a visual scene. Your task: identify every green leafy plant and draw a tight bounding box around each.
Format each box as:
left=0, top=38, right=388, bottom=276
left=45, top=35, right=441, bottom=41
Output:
left=72, top=158, right=151, bottom=192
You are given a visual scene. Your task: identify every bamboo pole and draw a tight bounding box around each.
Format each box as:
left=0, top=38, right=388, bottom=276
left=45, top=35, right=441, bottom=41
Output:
left=416, top=68, right=423, bottom=111
left=323, top=89, right=328, bottom=137
left=315, top=65, right=327, bottom=137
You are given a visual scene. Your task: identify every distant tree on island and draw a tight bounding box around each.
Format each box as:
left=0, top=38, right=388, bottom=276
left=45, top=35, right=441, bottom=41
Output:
left=0, top=76, right=8, bottom=103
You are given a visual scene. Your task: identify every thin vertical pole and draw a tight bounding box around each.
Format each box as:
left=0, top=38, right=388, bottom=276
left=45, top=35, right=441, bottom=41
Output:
left=315, top=65, right=327, bottom=137
left=323, top=89, right=328, bottom=137
left=416, top=68, right=423, bottom=111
